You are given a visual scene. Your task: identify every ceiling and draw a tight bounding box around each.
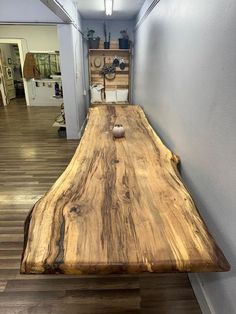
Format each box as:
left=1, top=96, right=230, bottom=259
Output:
left=77, top=0, right=145, bottom=20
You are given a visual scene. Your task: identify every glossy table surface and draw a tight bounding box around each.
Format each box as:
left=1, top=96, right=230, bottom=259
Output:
left=21, top=105, right=230, bottom=274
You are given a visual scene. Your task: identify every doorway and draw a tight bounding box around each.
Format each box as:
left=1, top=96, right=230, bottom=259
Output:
left=0, top=43, right=25, bottom=106
left=0, top=39, right=30, bottom=107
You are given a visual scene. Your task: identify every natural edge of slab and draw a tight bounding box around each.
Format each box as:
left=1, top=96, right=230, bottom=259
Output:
left=20, top=105, right=230, bottom=275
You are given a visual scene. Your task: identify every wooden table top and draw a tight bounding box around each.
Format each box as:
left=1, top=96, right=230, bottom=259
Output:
left=21, top=105, right=230, bottom=274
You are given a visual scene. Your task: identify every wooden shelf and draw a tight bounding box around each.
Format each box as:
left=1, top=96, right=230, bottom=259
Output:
left=91, top=71, right=129, bottom=76
left=89, top=49, right=131, bottom=54
left=89, top=47, right=132, bottom=103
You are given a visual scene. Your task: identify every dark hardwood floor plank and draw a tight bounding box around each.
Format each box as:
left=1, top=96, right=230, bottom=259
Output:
left=0, top=280, right=7, bottom=292
left=5, top=277, right=139, bottom=292
left=0, top=305, right=140, bottom=314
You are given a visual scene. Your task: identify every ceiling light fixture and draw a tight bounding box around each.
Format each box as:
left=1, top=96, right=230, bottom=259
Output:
left=105, top=0, right=113, bottom=16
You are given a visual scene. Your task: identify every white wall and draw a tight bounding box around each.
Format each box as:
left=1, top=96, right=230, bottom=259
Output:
left=0, top=25, right=60, bottom=106
left=37, top=0, right=87, bottom=138
left=0, top=0, right=61, bottom=23
left=58, top=13, right=87, bottom=139
left=134, top=0, right=236, bottom=313
left=0, top=25, right=58, bottom=51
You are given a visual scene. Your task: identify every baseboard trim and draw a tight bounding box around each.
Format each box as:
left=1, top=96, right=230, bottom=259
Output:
left=188, top=273, right=215, bottom=314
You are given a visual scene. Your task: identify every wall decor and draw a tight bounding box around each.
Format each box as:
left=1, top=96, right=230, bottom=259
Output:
left=112, top=56, right=120, bottom=67
left=119, top=58, right=126, bottom=70
left=31, top=52, right=60, bottom=79
left=89, top=44, right=131, bottom=103
left=6, top=67, right=13, bottom=79
left=94, top=57, right=102, bottom=68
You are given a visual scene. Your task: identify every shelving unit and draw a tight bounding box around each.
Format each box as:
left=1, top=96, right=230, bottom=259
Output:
left=89, top=49, right=131, bottom=53
left=88, top=47, right=131, bottom=103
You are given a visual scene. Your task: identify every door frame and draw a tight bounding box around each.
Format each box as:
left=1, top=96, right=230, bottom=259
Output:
left=0, top=49, right=8, bottom=106
left=0, top=39, right=30, bottom=106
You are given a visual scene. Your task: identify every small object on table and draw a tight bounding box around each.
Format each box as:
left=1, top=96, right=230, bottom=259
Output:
left=112, top=124, right=125, bottom=138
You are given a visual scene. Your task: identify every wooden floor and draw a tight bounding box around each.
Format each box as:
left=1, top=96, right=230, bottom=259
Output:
left=0, top=99, right=202, bottom=313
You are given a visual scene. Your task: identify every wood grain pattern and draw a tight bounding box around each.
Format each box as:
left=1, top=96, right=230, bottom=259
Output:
left=21, top=105, right=230, bottom=275
left=0, top=100, right=201, bottom=313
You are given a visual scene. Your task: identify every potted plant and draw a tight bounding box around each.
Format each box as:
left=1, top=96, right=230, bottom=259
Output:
left=103, top=23, right=111, bottom=49
left=119, top=30, right=130, bottom=49
left=87, top=29, right=100, bottom=49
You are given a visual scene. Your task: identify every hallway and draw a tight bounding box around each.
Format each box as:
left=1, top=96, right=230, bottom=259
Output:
left=0, top=103, right=201, bottom=313
left=1, top=0, right=234, bottom=312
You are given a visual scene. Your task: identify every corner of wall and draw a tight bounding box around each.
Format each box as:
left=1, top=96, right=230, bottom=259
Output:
left=188, top=274, right=214, bottom=314
left=78, top=116, right=87, bottom=139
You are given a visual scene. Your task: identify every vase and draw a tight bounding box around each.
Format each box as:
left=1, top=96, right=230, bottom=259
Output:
left=112, top=124, right=125, bottom=138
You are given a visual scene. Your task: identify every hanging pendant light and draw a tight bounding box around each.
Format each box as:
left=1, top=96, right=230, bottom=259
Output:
left=105, top=0, right=113, bottom=16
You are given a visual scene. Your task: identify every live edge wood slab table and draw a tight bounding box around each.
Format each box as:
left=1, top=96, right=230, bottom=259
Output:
left=21, top=105, right=230, bottom=275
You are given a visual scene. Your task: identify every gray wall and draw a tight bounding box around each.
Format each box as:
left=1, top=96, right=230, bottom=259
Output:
left=134, top=0, right=236, bottom=313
